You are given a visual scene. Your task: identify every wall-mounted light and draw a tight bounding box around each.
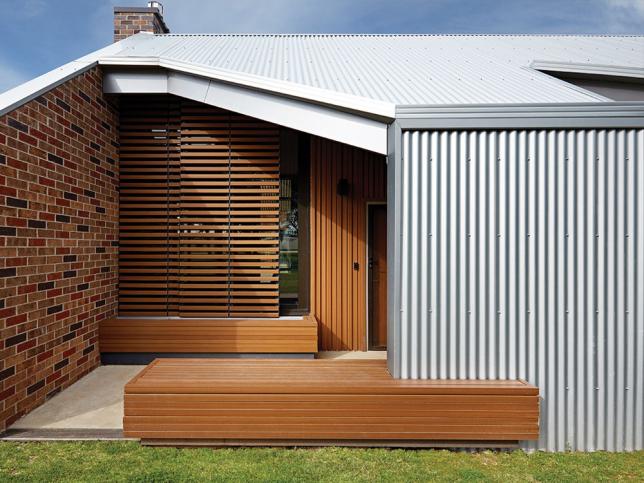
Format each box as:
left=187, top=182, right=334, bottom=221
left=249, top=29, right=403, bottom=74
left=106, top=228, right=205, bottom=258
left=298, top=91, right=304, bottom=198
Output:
left=337, top=178, right=350, bottom=196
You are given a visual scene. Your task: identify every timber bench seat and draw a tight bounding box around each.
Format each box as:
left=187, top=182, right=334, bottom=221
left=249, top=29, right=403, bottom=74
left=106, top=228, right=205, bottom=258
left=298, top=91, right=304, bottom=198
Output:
left=123, top=359, right=539, bottom=445
left=99, top=317, right=318, bottom=354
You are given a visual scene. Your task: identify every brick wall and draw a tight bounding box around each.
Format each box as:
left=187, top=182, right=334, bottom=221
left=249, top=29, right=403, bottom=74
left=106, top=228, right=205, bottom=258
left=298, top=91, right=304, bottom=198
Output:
left=0, top=67, right=119, bottom=431
left=114, top=7, right=169, bottom=42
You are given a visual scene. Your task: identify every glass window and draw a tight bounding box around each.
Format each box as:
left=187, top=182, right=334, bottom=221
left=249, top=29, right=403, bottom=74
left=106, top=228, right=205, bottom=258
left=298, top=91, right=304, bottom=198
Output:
left=279, top=177, right=299, bottom=307
left=279, top=130, right=309, bottom=314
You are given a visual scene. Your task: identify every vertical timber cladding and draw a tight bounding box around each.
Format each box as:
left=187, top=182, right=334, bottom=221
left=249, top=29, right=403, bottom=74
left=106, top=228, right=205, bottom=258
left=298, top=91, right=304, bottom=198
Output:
left=118, top=96, right=280, bottom=318
left=310, top=137, right=387, bottom=350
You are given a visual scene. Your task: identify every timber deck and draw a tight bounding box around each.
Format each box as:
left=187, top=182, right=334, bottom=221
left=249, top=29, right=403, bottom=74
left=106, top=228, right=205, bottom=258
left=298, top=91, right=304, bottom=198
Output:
left=124, top=359, right=539, bottom=444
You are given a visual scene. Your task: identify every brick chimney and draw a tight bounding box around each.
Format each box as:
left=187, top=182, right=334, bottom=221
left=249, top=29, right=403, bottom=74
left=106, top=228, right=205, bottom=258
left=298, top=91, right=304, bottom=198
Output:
left=114, top=2, right=170, bottom=42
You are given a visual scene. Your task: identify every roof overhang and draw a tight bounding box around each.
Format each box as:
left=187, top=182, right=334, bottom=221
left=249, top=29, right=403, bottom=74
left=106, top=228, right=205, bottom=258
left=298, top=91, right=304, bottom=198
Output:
left=103, top=67, right=389, bottom=154
left=99, top=55, right=397, bottom=120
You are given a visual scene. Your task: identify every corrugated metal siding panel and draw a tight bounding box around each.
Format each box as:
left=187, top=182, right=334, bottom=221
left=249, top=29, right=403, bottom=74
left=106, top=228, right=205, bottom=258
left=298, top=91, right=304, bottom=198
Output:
left=394, top=128, right=644, bottom=451
left=112, top=35, right=644, bottom=105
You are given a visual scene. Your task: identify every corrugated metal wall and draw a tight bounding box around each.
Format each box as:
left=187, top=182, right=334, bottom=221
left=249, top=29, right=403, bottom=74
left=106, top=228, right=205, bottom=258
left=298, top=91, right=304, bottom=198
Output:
left=391, top=128, right=643, bottom=451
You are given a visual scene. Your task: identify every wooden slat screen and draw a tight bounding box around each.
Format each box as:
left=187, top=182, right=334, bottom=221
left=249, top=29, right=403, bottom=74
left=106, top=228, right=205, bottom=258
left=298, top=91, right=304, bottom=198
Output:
left=178, top=104, right=231, bottom=317
left=119, top=96, right=180, bottom=316
left=119, top=96, right=280, bottom=318
left=227, top=111, right=280, bottom=317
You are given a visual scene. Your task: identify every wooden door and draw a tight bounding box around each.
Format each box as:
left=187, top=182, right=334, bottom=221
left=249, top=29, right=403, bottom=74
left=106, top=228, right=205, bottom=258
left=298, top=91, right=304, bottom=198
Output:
left=368, top=205, right=387, bottom=350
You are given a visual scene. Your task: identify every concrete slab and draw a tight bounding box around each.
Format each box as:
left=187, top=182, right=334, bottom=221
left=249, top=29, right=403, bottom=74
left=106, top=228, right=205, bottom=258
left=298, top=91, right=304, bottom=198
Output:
left=10, top=365, right=144, bottom=430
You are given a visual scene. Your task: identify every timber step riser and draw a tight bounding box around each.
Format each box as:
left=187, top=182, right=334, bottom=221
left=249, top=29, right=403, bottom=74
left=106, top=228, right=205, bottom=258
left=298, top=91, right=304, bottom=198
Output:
left=100, top=317, right=318, bottom=354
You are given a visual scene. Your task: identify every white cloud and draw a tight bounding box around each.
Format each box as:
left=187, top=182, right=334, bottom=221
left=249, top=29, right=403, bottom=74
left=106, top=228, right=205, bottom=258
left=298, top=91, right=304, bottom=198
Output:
left=0, top=60, right=28, bottom=94
left=604, top=0, right=644, bottom=15
left=599, top=0, right=644, bottom=31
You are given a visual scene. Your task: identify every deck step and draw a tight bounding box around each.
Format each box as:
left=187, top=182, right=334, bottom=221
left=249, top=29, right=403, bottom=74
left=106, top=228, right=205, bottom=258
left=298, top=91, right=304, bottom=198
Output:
left=123, top=359, right=539, bottom=443
left=99, top=317, right=318, bottom=354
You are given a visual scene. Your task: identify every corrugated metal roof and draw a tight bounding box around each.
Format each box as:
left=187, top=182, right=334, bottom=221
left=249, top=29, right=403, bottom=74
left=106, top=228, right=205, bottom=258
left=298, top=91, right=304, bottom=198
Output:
left=108, top=34, right=644, bottom=105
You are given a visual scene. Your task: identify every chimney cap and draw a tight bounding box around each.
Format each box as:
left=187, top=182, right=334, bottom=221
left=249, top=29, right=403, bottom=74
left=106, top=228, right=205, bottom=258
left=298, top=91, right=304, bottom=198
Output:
left=147, top=1, right=163, bottom=14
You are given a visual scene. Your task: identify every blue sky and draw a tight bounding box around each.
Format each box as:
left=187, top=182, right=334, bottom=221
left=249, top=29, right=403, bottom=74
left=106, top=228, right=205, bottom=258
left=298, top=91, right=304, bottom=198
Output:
left=1, top=0, right=643, bottom=93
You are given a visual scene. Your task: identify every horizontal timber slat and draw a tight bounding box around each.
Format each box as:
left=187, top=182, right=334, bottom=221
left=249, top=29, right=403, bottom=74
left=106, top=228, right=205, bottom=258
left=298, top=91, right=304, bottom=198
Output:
left=123, top=359, right=540, bottom=442
left=100, top=316, right=318, bottom=353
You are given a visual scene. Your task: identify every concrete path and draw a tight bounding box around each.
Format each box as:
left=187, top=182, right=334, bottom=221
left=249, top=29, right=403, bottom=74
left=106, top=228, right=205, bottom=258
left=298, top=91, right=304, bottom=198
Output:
left=11, top=365, right=144, bottom=430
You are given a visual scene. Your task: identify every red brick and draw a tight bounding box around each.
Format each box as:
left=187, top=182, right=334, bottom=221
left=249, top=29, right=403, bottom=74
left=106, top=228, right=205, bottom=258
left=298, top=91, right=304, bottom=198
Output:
left=6, top=218, right=27, bottom=227
left=46, top=288, right=63, bottom=298
left=46, top=371, right=61, bottom=384
left=0, top=387, right=16, bottom=402
left=37, top=349, right=53, bottom=362
left=0, top=186, right=17, bottom=197
left=18, top=284, right=38, bottom=295
left=0, top=307, right=16, bottom=318
left=55, top=310, right=70, bottom=321
left=62, top=347, right=77, bottom=358
left=6, top=314, right=27, bottom=326
left=17, top=339, right=36, bottom=353
left=6, top=257, right=27, bottom=267
left=38, top=176, right=56, bottom=187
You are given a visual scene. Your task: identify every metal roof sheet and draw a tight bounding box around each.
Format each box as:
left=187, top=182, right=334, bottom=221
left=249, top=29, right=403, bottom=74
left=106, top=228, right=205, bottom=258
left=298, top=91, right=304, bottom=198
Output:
left=107, top=34, right=644, bottom=105
left=2, top=34, right=643, bottom=119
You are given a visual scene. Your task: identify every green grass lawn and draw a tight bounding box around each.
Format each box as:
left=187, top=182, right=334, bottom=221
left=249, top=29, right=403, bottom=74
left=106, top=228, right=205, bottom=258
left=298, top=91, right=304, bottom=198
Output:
left=279, top=270, right=298, bottom=294
left=0, top=442, right=642, bottom=482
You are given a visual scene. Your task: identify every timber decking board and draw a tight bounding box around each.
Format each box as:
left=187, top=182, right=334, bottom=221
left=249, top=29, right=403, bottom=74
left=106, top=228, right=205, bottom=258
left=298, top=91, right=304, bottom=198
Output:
left=123, top=359, right=539, bottom=442
left=99, top=317, right=317, bottom=353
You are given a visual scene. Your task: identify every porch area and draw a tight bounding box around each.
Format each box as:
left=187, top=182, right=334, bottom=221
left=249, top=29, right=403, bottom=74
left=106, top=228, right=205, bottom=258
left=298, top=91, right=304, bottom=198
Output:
left=123, top=359, right=539, bottom=446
